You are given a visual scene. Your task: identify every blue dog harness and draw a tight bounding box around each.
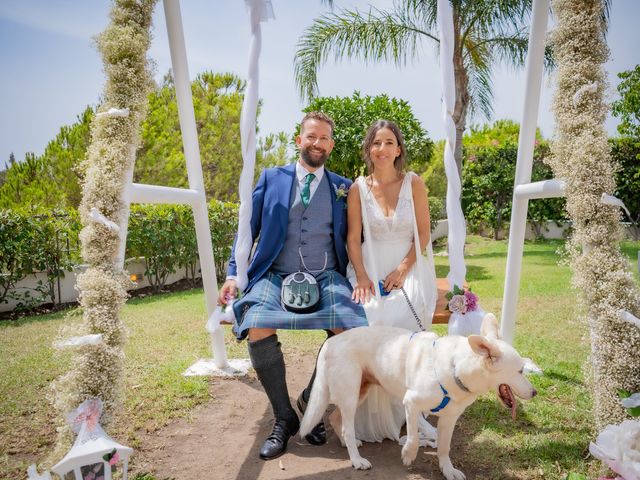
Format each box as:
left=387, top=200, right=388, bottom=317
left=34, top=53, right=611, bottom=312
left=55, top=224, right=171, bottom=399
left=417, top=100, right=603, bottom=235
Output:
left=430, top=384, right=451, bottom=413
left=429, top=340, right=451, bottom=413
left=408, top=335, right=453, bottom=413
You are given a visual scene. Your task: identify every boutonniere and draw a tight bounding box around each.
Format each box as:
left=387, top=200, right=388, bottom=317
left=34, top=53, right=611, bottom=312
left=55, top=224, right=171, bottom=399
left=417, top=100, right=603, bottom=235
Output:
left=334, top=183, right=348, bottom=202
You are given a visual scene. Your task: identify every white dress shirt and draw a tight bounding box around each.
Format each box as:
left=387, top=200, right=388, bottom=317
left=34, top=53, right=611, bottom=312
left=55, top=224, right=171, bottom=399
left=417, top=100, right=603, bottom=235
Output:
left=296, top=161, right=325, bottom=203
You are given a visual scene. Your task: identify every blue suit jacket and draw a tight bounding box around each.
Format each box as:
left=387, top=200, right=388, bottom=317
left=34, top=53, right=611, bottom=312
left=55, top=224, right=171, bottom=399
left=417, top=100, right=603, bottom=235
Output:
left=228, top=163, right=351, bottom=293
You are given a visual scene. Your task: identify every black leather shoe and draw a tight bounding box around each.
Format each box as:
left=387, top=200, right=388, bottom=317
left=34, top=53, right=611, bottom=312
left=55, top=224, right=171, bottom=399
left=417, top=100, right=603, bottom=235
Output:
left=259, top=419, right=299, bottom=460
left=297, top=393, right=327, bottom=445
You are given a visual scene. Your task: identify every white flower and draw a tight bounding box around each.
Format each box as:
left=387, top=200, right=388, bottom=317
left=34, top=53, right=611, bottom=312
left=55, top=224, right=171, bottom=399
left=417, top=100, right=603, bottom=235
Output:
left=448, top=295, right=467, bottom=314
left=589, top=420, right=640, bottom=480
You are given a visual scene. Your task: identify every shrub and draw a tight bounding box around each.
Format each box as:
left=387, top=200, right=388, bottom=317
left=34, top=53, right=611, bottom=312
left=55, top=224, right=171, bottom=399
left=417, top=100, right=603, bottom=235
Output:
left=0, top=209, right=81, bottom=310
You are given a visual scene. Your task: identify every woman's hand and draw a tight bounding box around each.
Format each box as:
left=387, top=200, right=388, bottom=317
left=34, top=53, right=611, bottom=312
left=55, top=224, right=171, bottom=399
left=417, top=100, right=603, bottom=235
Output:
left=352, top=274, right=375, bottom=304
left=384, top=265, right=409, bottom=292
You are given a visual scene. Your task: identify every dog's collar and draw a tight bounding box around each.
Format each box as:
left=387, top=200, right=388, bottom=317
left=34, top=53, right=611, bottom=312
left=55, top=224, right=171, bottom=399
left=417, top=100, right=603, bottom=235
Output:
left=429, top=341, right=472, bottom=413
left=452, top=360, right=471, bottom=393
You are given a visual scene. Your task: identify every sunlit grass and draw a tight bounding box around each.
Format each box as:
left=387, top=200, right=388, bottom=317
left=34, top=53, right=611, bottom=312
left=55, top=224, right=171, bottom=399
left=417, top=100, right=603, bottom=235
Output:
left=2, top=236, right=639, bottom=479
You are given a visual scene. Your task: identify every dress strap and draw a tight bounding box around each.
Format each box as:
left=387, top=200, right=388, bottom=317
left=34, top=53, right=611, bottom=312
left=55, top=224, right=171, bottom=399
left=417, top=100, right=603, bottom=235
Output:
left=356, top=176, right=382, bottom=300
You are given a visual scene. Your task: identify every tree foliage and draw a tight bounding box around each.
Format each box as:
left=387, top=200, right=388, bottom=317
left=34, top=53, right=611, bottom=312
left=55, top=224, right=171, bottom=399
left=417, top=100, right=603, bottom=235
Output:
left=0, top=108, right=93, bottom=209
left=610, top=137, right=640, bottom=239
left=0, top=71, right=288, bottom=208
left=461, top=120, right=565, bottom=239
left=301, top=92, right=433, bottom=179
left=294, top=0, right=551, bottom=175
left=0, top=209, right=81, bottom=310
left=612, top=64, right=640, bottom=139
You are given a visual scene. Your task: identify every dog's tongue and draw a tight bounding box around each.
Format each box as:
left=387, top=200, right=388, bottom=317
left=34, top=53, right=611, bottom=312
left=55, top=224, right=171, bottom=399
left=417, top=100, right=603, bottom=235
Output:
left=507, top=385, right=517, bottom=420
left=500, top=384, right=517, bottom=420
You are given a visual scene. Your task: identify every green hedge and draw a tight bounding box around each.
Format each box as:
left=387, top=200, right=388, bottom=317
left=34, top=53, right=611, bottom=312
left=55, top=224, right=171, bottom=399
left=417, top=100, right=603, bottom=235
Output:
left=0, top=202, right=239, bottom=308
left=0, top=209, right=81, bottom=311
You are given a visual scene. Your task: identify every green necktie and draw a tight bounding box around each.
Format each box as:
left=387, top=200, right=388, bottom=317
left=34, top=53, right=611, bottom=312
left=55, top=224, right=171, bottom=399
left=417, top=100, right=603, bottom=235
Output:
left=301, top=173, right=315, bottom=208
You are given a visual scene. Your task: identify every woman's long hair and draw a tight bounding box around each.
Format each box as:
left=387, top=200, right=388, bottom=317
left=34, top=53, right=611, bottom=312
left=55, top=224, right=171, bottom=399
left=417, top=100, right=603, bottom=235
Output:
left=361, top=120, right=407, bottom=178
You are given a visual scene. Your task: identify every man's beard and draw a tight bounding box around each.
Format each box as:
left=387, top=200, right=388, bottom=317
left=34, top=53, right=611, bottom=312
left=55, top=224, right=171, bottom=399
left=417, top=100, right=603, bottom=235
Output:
left=300, top=145, right=329, bottom=168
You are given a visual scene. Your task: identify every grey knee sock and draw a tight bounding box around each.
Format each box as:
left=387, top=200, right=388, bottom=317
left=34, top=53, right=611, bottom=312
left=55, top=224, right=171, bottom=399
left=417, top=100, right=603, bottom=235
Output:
left=248, top=334, right=298, bottom=428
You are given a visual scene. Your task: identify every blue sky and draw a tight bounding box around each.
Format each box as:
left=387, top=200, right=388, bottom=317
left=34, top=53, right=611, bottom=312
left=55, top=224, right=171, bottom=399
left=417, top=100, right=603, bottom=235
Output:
left=1, top=0, right=639, bottom=165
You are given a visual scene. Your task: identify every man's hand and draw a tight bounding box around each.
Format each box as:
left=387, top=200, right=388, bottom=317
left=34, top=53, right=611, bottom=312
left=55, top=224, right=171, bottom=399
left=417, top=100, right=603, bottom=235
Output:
left=218, top=279, right=238, bottom=305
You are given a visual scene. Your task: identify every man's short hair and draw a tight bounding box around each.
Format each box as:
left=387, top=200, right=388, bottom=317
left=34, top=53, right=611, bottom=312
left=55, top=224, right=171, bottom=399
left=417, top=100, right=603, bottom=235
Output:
left=300, top=111, right=335, bottom=137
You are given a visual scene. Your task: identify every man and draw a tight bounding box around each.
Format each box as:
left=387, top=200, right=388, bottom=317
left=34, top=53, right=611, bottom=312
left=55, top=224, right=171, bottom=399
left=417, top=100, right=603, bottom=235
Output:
left=218, top=112, right=367, bottom=460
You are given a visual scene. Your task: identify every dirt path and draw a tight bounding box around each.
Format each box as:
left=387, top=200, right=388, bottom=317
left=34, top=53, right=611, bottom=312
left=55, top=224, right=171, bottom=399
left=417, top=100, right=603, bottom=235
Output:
left=132, top=352, right=491, bottom=480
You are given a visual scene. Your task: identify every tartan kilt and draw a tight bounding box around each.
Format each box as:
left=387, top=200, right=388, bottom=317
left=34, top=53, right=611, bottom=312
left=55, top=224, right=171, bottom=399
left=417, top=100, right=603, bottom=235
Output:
left=232, top=270, right=368, bottom=340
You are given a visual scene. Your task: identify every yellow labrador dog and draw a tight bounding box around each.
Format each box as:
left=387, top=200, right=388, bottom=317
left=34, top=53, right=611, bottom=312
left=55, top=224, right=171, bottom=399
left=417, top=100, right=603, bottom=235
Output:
left=300, top=313, right=537, bottom=480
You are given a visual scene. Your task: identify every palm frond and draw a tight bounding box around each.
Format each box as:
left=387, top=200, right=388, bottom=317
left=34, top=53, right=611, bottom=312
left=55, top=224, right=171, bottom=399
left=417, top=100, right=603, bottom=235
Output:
left=462, top=34, right=494, bottom=120
left=294, top=8, right=437, bottom=101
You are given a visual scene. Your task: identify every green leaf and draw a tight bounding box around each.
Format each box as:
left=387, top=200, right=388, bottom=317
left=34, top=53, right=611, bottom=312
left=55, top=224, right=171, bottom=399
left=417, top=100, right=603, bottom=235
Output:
left=618, top=389, right=631, bottom=399
left=565, top=473, right=587, bottom=480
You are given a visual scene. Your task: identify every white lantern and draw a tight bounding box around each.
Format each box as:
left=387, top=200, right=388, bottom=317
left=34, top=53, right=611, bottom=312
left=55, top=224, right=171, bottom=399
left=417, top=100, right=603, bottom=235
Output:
left=50, top=398, right=132, bottom=480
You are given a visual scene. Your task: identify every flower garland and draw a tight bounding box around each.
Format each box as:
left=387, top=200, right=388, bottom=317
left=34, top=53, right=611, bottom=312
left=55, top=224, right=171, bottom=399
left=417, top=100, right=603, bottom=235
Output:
left=49, top=0, right=157, bottom=462
left=548, top=0, right=640, bottom=430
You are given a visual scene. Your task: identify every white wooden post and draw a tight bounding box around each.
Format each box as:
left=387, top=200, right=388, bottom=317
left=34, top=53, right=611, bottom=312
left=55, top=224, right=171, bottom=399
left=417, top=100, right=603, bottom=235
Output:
left=500, top=0, right=557, bottom=344
left=117, top=0, right=231, bottom=370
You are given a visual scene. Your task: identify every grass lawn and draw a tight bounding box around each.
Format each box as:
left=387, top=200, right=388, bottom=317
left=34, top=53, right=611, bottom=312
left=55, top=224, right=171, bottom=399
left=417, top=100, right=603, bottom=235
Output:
left=1, top=236, right=638, bottom=479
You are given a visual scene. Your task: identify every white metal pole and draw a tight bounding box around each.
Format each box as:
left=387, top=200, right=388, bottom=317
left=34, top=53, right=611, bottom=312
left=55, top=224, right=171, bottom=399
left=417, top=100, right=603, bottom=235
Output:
left=500, top=0, right=550, bottom=344
left=163, top=0, right=227, bottom=368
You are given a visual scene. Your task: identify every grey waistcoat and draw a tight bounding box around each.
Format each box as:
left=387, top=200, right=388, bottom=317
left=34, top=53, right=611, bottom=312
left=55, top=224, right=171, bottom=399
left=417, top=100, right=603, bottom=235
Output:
left=271, top=173, right=337, bottom=275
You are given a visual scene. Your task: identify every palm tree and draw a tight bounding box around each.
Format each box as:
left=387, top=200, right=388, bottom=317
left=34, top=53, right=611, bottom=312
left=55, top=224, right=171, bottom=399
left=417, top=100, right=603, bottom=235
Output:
left=295, top=0, right=551, bottom=176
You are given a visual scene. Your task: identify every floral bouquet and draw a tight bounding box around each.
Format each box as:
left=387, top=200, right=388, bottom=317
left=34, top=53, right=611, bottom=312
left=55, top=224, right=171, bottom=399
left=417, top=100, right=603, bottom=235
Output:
left=446, top=284, right=485, bottom=336
left=446, top=285, right=479, bottom=315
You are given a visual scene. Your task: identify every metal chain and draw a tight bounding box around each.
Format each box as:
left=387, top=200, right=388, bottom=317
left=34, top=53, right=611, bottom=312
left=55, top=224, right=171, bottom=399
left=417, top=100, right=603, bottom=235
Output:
left=400, top=286, right=425, bottom=331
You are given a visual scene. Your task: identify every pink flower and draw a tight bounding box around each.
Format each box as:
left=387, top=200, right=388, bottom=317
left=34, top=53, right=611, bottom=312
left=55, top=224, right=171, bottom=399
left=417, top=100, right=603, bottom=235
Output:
left=448, top=295, right=467, bottom=314
left=464, top=290, right=479, bottom=312
left=491, top=139, right=500, bottom=146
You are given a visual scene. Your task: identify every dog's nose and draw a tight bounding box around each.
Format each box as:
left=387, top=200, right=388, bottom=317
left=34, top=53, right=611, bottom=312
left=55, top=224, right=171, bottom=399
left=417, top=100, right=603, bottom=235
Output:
left=531, top=388, right=538, bottom=398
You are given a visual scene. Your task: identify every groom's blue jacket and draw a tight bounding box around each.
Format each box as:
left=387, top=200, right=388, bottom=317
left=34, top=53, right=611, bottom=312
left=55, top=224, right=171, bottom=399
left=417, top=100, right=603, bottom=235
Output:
left=227, top=162, right=352, bottom=293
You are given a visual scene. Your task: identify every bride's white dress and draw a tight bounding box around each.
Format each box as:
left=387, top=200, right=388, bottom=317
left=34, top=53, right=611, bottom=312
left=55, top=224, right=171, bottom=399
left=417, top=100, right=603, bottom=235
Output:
left=347, top=172, right=437, bottom=443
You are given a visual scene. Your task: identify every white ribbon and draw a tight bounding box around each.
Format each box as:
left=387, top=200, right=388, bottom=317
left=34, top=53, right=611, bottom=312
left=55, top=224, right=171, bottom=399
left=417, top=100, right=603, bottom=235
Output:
left=572, top=82, right=598, bottom=107
left=95, top=107, right=129, bottom=118
left=88, top=207, right=120, bottom=232
left=437, top=0, right=466, bottom=291
left=235, top=0, right=274, bottom=291
left=54, top=334, right=104, bottom=349
left=620, top=310, right=640, bottom=329
left=601, top=193, right=631, bottom=218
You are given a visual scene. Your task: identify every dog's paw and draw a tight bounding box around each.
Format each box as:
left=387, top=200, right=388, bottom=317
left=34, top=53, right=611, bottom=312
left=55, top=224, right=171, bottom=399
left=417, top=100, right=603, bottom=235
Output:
left=351, top=456, right=372, bottom=470
left=442, top=465, right=466, bottom=480
left=401, top=443, right=418, bottom=466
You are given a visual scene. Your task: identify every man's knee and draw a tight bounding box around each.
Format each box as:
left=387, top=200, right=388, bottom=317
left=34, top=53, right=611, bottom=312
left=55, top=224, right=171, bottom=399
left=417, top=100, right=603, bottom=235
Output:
left=249, top=328, right=278, bottom=342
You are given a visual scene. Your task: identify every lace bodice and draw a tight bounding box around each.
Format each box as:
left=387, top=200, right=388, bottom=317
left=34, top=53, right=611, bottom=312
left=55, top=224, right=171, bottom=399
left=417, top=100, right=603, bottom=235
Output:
left=358, top=173, right=415, bottom=242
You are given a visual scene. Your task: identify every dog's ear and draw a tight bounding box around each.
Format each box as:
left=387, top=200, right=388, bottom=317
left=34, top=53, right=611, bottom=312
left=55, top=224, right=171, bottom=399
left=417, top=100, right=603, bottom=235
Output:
left=480, top=313, right=500, bottom=339
left=468, top=335, right=502, bottom=363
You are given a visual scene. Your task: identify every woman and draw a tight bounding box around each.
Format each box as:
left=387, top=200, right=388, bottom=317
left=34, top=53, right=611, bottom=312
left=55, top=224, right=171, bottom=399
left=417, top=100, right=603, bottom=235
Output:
left=346, top=119, right=437, bottom=443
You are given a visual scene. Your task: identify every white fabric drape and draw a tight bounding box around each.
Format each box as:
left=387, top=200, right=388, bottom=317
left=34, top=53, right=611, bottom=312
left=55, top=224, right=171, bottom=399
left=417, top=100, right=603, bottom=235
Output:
left=437, top=0, right=466, bottom=291
left=235, top=0, right=275, bottom=291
